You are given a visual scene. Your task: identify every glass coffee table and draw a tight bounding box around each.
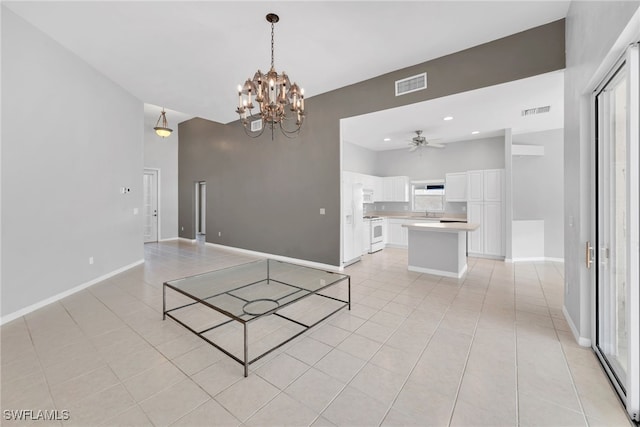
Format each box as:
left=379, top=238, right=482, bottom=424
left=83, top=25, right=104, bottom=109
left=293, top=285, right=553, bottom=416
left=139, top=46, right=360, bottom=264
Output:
left=163, top=259, right=350, bottom=376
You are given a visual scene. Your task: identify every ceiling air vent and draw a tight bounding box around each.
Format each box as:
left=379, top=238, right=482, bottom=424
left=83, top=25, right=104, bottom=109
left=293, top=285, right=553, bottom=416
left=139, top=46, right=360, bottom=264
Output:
left=521, top=105, right=551, bottom=117
left=250, top=119, right=263, bottom=132
left=395, top=72, right=427, bottom=96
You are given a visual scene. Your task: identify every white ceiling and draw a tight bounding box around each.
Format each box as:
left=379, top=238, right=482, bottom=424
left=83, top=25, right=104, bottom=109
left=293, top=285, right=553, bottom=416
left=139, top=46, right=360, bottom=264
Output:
left=342, top=70, right=564, bottom=151
left=5, top=1, right=570, bottom=129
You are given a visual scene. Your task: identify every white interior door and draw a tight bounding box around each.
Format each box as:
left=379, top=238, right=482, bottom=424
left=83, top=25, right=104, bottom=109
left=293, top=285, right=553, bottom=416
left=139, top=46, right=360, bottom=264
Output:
left=594, top=44, right=639, bottom=422
left=143, top=169, right=159, bottom=243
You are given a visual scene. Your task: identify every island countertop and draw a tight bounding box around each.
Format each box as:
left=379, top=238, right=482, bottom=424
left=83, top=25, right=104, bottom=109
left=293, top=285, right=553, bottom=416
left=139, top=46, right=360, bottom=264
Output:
left=402, top=222, right=480, bottom=232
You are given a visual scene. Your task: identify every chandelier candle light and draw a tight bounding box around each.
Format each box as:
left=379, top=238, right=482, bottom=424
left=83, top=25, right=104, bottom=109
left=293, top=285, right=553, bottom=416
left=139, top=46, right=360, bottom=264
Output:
left=236, top=13, right=305, bottom=138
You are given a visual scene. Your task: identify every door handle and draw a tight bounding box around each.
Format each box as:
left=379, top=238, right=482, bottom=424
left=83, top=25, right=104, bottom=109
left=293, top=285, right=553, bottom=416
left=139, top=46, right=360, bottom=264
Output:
left=586, top=241, right=594, bottom=269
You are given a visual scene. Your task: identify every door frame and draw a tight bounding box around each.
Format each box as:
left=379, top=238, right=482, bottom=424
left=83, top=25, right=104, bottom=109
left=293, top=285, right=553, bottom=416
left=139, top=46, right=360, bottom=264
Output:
left=591, top=43, right=639, bottom=421
left=143, top=168, right=161, bottom=243
left=194, top=181, right=206, bottom=236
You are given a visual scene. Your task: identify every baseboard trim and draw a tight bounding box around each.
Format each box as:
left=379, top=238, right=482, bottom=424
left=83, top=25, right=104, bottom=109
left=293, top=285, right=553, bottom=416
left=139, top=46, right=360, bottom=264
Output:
left=563, top=305, right=592, bottom=347
left=159, top=237, right=179, bottom=242
left=407, top=264, right=467, bottom=279
left=506, top=257, right=565, bottom=263
left=1, top=259, right=144, bottom=326
left=205, top=242, right=343, bottom=272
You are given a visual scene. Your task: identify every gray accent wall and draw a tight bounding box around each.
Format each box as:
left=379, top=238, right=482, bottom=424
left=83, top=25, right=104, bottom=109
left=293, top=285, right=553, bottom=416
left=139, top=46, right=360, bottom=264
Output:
left=1, top=8, right=144, bottom=318
left=144, top=122, right=179, bottom=241
left=512, top=128, right=565, bottom=259
left=564, top=2, right=640, bottom=342
left=179, top=20, right=565, bottom=267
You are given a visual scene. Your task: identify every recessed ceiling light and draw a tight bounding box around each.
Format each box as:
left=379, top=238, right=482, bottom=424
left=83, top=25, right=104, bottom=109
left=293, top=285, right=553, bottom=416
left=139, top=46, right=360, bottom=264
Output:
left=443, top=116, right=454, bottom=121
left=471, top=131, right=480, bottom=135
left=383, top=138, right=391, bottom=142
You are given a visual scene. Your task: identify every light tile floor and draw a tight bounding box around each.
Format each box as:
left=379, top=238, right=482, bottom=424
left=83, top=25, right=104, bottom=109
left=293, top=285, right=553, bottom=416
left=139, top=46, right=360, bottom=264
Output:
left=1, top=241, right=632, bottom=426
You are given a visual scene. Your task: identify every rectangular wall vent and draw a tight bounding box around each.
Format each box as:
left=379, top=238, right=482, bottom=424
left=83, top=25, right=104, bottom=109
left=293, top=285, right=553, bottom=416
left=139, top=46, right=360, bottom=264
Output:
left=395, top=72, right=427, bottom=96
left=521, top=105, right=551, bottom=116
left=251, top=119, right=263, bottom=132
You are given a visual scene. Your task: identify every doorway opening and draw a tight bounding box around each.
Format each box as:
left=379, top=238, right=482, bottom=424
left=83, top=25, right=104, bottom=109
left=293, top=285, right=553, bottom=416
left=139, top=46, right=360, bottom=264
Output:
left=195, top=181, right=206, bottom=239
left=143, top=169, right=159, bottom=243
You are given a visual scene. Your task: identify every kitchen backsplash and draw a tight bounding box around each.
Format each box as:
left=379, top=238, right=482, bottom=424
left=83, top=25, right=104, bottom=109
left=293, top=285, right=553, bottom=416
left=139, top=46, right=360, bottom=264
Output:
left=365, top=201, right=467, bottom=215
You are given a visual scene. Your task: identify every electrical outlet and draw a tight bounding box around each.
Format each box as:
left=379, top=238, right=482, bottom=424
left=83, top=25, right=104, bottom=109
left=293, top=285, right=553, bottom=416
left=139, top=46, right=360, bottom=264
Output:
left=89, top=257, right=94, bottom=265
left=320, top=208, right=326, bottom=215
left=218, top=232, right=221, bottom=237
left=181, top=226, right=184, bottom=231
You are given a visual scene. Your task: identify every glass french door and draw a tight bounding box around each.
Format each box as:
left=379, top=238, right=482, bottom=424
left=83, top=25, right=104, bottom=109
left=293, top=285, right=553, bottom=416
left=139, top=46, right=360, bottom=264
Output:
left=594, top=44, right=639, bottom=422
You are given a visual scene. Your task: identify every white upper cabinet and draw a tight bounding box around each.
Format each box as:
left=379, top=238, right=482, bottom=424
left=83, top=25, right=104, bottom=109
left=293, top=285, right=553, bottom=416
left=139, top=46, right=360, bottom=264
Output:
left=483, top=169, right=504, bottom=202
left=466, top=169, right=503, bottom=202
left=373, top=176, right=383, bottom=202
left=445, top=172, right=467, bottom=202
left=466, top=170, right=484, bottom=202
left=380, top=176, right=409, bottom=202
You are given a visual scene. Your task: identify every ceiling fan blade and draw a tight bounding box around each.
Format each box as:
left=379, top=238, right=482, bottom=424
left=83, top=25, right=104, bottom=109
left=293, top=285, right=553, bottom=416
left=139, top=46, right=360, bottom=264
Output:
left=429, top=143, right=445, bottom=148
left=408, top=145, right=418, bottom=152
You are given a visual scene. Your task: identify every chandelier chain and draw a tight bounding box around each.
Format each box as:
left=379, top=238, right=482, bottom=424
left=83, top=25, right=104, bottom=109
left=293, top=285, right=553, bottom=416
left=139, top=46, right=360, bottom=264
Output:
left=270, top=22, right=275, bottom=70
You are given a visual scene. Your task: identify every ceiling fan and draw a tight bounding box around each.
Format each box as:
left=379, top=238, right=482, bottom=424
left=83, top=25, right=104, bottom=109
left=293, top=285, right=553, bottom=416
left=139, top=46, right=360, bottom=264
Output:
left=408, top=130, right=445, bottom=152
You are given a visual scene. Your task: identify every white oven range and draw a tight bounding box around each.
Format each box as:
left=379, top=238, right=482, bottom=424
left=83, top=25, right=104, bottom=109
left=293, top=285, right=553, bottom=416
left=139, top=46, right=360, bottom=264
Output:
left=364, top=216, right=384, bottom=253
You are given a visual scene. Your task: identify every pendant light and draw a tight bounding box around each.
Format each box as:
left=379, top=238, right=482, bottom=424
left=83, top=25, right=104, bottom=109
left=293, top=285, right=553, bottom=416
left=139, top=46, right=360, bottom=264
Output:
left=154, top=108, right=173, bottom=138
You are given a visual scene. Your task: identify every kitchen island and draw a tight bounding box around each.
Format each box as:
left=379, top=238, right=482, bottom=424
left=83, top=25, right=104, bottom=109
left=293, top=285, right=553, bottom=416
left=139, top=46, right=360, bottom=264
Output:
left=402, top=222, right=480, bottom=278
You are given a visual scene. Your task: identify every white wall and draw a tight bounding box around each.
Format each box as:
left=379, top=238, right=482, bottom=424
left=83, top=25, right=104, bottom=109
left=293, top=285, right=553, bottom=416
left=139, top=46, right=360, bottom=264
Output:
left=512, top=128, right=564, bottom=259
left=1, top=8, right=144, bottom=321
left=342, top=141, right=377, bottom=175
left=564, top=1, right=640, bottom=343
left=144, top=120, right=179, bottom=241
left=374, top=136, right=505, bottom=179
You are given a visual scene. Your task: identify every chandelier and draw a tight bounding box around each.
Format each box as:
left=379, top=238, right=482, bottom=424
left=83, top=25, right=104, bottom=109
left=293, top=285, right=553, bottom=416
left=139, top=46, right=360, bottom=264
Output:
left=236, top=13, right=305, bottom=138
left=154, top=108, right=173, bottom=138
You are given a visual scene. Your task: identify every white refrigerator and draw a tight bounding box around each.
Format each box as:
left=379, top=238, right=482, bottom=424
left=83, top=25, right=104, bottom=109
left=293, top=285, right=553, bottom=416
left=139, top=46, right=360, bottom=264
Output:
left=342, top=180, right=364, bottom=266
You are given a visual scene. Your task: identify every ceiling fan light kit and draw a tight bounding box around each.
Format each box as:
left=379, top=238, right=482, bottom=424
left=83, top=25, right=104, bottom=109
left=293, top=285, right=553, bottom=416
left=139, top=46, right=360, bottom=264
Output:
left=408, top=130, right=444, bottom=152
left=235, top=13, right=305, bottom=139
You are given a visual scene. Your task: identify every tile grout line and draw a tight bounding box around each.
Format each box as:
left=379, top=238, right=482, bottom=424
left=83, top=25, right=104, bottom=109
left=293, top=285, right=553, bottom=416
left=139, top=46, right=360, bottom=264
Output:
left=514, top=262, right=521, bottom=427
left=376, top=271, right=467, bottom=426
left=533, top=262, right=590, bottom=426
left=446, top=260, right=495, bottom=427
left=305, top=260, right=422, bottom=426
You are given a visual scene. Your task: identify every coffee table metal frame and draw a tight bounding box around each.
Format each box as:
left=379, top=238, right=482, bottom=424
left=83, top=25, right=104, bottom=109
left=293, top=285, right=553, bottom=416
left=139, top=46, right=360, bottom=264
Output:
left=163, top=259, right=350, bottom=377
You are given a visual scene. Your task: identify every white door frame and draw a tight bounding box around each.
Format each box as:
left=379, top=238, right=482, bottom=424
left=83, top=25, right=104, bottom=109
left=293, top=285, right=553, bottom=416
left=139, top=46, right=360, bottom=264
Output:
left=591, top=43, right=639, bottom=422
left=195, top=181, right=206, bottom=236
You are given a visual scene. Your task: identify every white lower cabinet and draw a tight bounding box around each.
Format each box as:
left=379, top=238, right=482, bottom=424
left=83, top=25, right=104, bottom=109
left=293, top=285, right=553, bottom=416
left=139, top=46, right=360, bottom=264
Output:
left=483, top=202, right=503, bottom=256
left=467, top=201, right=504, bottom=258
left=387, top=220, right=407, bottom=247
left=467, top=203, right=484, bottom=254
left=386, top=218, right=441, bottom=248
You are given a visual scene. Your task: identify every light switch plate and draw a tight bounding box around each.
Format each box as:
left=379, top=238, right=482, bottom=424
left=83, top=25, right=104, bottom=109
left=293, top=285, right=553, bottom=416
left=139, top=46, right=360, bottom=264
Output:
left=320, top=208, right=326, bottom=215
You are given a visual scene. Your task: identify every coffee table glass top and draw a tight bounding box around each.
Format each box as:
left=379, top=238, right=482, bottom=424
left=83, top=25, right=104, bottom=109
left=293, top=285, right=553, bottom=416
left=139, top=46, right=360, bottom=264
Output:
left=164, top=259, right=349, bottom=322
